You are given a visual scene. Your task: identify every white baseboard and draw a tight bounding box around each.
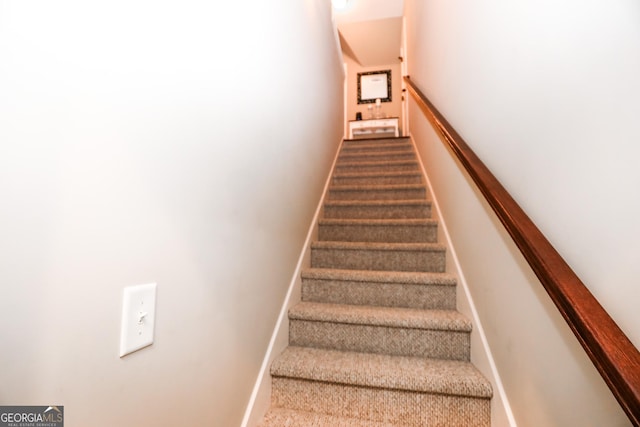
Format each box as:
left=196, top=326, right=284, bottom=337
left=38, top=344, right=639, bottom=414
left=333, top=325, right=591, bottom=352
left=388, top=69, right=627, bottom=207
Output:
left=408, top=133, right=518, bottom=427
left=240, top=138, right=344, bottom=427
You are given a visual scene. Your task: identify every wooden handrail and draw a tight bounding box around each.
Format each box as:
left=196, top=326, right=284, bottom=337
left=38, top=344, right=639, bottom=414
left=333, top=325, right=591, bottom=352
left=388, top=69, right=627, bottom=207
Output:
left=404, top=75, right=640, bottom=425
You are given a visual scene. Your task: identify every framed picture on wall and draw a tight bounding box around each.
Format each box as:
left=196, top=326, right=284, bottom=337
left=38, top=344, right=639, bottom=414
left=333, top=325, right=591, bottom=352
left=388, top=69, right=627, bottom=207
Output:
left=357, top=70, right=392, bottom=104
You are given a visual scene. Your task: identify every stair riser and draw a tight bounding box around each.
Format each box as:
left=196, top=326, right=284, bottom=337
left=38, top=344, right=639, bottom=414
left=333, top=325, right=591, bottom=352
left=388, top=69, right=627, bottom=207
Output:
left=328, top=188, right=426, bottom=201
left=311, top=247, right=446, bottom=272
left=289, top=320, right=470, bottom=360
left=324, top=204, right=431, bottom=219
left=334, top=163, right=419, bottom=174
left=338, top=152, right=416, bottom=163
left=343, top=137, right=409, bottom=147
left=258, top=409, right=396, bottom=427
left=318, top=223, right=437, bottom=243
left=341, top=144, right=413, bottom=154
left=301, top=279, right=456, bottom=310
left=271, top=377, right=491, bottom=427
left=333, top=175, right=423, bottom=186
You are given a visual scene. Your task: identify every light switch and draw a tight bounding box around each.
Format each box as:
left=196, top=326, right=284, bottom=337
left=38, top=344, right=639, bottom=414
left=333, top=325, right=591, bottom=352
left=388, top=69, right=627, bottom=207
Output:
left=119, top=283, right=157, bottom=357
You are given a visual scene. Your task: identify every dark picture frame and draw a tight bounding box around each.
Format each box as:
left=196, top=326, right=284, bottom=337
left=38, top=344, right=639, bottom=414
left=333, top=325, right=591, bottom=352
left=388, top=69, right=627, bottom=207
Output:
left=357, top=70, right=392, bottom=104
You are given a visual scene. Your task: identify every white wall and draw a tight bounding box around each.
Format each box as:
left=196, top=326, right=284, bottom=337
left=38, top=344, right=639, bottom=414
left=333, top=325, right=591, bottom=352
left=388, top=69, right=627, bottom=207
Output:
left=0, top=1, right=344, bottom=426
left=404, top=0, right=639, bottom=426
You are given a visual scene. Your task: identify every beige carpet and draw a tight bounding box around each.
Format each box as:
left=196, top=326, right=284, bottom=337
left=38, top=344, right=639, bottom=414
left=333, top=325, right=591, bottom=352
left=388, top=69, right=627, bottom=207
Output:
left=258, top=137, right=492, bottom=427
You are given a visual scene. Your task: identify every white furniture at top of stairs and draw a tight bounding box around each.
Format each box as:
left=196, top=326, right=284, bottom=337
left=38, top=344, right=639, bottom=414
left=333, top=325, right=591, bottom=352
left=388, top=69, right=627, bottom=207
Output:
left=348, top=117, right=399, bottom=139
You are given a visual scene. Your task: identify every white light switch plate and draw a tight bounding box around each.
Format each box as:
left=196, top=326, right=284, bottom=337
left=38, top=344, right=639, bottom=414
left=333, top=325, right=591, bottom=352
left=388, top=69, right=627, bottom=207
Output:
left=119, top=283, right=157, bottom=357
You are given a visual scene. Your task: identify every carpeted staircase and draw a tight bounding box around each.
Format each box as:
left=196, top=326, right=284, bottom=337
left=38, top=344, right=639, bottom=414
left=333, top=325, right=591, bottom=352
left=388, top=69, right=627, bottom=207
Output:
left=258, top=137, right=493, bottom=426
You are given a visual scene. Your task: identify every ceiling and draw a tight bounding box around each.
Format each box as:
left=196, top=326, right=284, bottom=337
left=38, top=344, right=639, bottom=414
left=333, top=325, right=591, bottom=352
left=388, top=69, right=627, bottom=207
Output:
left=333, top=0, right=404, bottom=67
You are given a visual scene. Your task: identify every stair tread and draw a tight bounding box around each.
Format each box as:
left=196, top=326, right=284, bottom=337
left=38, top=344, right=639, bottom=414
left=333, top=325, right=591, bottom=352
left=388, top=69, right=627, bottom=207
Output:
left=333, top=170, right=421, bottom=178
left=301, top=268, right=456, bottom=286
left=258, top=408, right=401, bottom=427
left=318, top=218, right=437, bottom=226
left=311, top=241, right=446, bottom=251
left=342, top=143, right=412, bottom=152
left=344, top=136, right=410, bottom=142
left=290, top=302, right=471, bottom=331
left=337, top=159, right=419, bottom=167
left=324, top=199, right=430, bottom=207
left=271, top=346, right=493, bottom=398
left=330, top=183, right=426, bottom=191
left=345, top=136, right=410, bottom=141
left=341, top=146, right=414, bottom=152
left=343, top=142, right=411, bottom=147
left=339, top=149, right=415, bottom=158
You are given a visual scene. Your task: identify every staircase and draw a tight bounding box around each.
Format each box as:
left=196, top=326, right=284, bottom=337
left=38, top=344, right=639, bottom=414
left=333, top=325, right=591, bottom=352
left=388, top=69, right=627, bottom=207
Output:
left=258, top=137, right=493, bottom=426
